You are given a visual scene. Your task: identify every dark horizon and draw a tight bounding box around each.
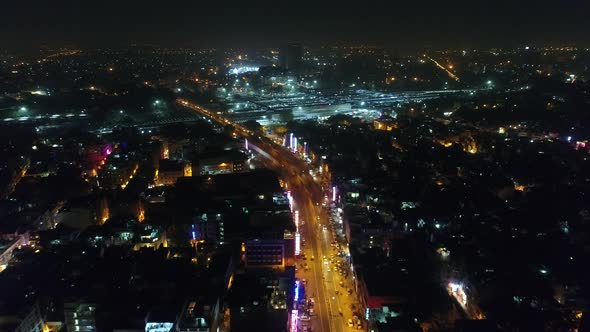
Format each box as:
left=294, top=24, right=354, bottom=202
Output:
left=2, top=0, right=590, bottom=51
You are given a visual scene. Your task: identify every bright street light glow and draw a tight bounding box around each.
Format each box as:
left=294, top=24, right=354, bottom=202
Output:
left=295, top=232, right=301, bottom=255
left=448, top=282, right=468, bottom=307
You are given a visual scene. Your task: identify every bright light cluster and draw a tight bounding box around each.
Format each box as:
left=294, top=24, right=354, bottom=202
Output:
left=229, top=66, right=260, bottom=75
left=448, top=282, right=468, bottom=307
left=295, top=232, right=301, bottom=256
left=290, top=309, right=298, bottom=332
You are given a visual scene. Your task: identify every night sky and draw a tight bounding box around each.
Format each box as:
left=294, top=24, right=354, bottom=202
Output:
left=1, top=0, right=589, bottom=49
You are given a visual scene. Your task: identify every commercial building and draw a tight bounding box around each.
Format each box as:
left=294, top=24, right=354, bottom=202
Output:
left=227, top=268, right=295, bottom=332
left=64, top=302, right=97, bottom=332
left=176, top=297, right=220, bottom=332
left=374, top=116, right=397, bottom=131
left=82, top=217, right=165, bottom=249
left=244, top=212, right=295, bottom=268
left=170, top=170, right=294, bottom=266
left=197, top=150, right=247, bottom=176
left=174, top=169, right=284, bottom=206
left=160, top=138, right=192, bottom=161
left=156, top=159, right=192, bottom=186
left=191, top=211, right=225, bottom=245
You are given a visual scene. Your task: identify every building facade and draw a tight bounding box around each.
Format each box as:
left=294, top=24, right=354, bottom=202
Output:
left=64, top=302, right=97, bottom=332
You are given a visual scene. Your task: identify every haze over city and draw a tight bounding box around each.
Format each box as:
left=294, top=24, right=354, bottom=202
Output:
left=2, top=1, right=590, bottom=49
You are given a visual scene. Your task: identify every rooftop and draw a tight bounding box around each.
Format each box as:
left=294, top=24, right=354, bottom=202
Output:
left=175, top=169, right=282, bottom=199
left=159, top=159, right=185, bottom=173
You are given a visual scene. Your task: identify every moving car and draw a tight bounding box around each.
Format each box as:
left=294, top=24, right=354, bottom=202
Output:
left=299, top=315, right=311, bottom=322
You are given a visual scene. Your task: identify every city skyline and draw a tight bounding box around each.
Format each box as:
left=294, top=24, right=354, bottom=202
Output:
left=2, top=3, right=590, bottom=332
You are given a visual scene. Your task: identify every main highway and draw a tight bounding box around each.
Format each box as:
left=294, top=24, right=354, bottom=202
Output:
left=178, top=99, right=360, bottom=332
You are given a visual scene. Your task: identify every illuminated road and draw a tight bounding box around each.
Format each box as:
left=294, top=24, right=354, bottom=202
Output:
left=252, top=143, right=361, bottom=332
left=246, top=135, right=340, bottom=332
left=178, top=99, right=362, bottom=332
left=424, top=54, right=460, bottom=82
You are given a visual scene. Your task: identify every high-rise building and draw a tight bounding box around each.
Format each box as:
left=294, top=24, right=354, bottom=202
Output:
left=64, top=302, right=97, bottom=332
left=279, top=43, right=303, bottom=73
left=176, top=297, right=220, bottom=332
left=14, top=302, right=44, bottom=332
